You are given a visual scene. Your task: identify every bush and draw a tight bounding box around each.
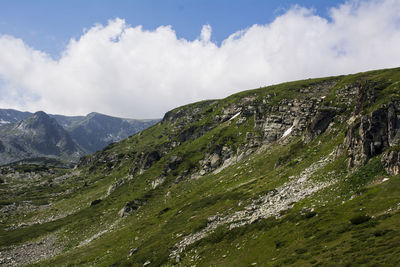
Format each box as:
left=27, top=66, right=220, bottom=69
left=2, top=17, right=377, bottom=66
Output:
left=304, top=211, right=317, bottom=218
left=373, top=229, right=390, bottom=237
left=90, top=199, right=102, bottom=206
left=275, top=239, right=286, bottom=249
left=350, top=214, right=371, bottom=225
left=295, top=247, right=307, bottom=254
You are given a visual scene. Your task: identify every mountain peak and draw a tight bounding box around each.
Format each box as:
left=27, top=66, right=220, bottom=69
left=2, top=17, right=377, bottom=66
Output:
left=86, top=112, right=104, bottom=117
left=32, top=111, right=51, bottom=121
left=34, top=111, right=47, bottom=116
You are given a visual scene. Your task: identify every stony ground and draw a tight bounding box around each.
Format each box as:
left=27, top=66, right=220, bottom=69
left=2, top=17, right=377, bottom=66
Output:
left=0, top=234, right=62, bottom=266
left=170, top=152, right=336, bottom=261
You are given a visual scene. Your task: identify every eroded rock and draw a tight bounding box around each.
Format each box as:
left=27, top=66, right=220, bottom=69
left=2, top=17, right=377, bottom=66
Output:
left=382, top=150, right=400, bottom=175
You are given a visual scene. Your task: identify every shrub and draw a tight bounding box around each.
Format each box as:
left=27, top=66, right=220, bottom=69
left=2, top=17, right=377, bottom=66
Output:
left=275, top=239, right=286, bottom=249
left=304, top=211, right=317, bottom=218
left=373, top=229, right=390, bottom=237
left=350, top=214, right=371, bottom=225
left=91, top=199, right=102, bottom=206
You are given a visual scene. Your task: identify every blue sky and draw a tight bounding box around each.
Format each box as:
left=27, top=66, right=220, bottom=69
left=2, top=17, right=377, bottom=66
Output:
left=0, top=0, right=344, bottom=58
left=0, top=0, right=399, bottom=118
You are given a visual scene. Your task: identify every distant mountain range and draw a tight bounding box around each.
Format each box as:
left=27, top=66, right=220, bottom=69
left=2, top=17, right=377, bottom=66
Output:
left=0, top=109, right=159, bottom=165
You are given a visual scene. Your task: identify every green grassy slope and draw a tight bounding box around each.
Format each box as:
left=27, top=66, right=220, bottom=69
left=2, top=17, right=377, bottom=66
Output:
left=1, top=67, right=400, bottom=266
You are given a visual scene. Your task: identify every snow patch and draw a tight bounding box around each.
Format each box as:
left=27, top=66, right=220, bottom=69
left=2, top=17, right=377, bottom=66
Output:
left=229, top=112, right=241, bottom=121
left=0, top=119, right=10, bottom=124
left=281, top=126, right=293, bottom=138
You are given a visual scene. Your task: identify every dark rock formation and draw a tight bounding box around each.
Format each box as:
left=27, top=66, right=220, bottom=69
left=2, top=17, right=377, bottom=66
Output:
left=382, top=150, right=400, bottom=175
left=309, top=108, right=336, bottom=137
left=142, top=151, right=161, bottom=170
left=346, top=102, right=400, bottom=168
left=119, top=199, right=145, bottom=217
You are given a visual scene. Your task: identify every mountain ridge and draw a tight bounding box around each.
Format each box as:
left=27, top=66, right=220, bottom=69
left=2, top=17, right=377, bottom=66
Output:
left=0, top=111, right=85, bottom=165
left=0, top=109, right=160, bottom=165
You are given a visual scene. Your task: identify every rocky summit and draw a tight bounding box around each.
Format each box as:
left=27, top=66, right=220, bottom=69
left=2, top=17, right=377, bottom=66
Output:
left=1, top=68, right=400, bottom=266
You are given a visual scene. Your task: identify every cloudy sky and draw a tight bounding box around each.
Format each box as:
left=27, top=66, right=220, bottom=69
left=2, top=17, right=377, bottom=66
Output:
left=0, top=0, right=400, bottom=118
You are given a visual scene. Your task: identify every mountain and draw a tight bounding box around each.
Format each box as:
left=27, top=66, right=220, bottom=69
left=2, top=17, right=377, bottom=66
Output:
left=0, top=109, right=32, bottom=125
left=0, top=111, right=85, bottom=165
left=1, top=68, right=400, bottom=266
left=59, top=112, right=159, bottom=153
left=0, top=110, right=159, bottom=165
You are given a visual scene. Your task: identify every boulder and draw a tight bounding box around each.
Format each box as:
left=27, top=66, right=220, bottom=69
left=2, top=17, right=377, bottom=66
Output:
left=119, top=199, right=144, bottom=217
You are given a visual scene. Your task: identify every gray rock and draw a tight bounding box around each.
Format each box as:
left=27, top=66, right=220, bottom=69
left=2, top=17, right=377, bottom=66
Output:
left=128, top=248, right=138, bottom=256
left=119, top=199, right=144, bottom=217
left=382, top=150, right=400, bottom=175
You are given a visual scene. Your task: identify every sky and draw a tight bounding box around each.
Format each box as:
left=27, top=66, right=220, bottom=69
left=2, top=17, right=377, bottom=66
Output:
left=0, top=0, right=400, bottom=118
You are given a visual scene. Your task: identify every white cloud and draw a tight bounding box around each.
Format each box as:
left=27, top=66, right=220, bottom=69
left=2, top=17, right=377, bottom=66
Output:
left=0, top=0, right=400, bottom=118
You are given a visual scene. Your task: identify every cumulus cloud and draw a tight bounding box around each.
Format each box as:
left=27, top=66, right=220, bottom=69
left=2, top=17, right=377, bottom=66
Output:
left=0, top=0, right=400, bottom=118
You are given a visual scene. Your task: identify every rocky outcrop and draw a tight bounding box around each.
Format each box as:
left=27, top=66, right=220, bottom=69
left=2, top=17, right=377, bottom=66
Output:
left=106, top=175, right=133, bottom=196
left=382, top=150, right=400, bottom=175
left=345, top=102, right=400, bottom=168
left=309, top=107, right=337, bottom=138
left=162, top=100, right=216, bottom=126
left=119, top=199, right=145, bottom=217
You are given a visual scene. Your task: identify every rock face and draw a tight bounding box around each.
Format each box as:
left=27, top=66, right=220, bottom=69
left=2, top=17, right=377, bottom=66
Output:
left=190, top=81, right=337, bottom=177
left=382, top=150, right=400, bottom=175
left=309, top=107, right=337, bottom=138
left=345, top=102, right=400, bottom=168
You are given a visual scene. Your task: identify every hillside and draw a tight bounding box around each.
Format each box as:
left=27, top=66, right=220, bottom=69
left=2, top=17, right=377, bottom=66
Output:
left=1, top=67, right=400, bottom=266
